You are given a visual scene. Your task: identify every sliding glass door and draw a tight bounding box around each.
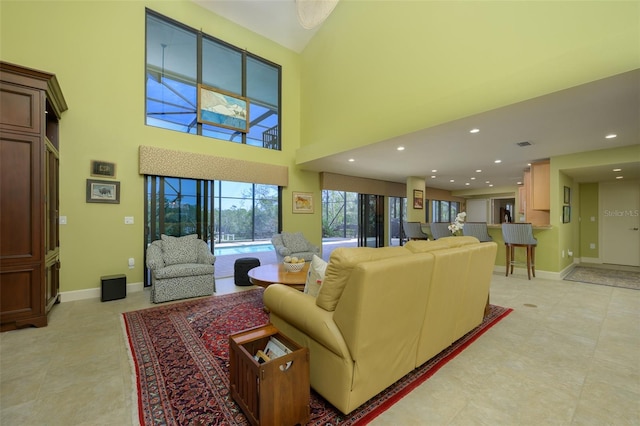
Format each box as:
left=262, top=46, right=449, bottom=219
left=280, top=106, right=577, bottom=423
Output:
left=358, top=194, right=384, bottom=248
left=144, top=176, right=279, bottom=284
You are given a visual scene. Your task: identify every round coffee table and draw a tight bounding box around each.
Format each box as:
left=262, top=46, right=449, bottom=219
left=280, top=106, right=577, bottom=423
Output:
left=248, top=263, right=309, bottom=291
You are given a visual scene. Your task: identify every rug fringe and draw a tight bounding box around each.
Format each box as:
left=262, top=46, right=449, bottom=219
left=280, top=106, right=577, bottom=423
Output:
left=121, top=314, right=142, bottom=426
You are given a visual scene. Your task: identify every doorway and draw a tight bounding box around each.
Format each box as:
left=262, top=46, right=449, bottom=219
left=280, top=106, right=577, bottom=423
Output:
left=600, top=181, right=640, bottom=266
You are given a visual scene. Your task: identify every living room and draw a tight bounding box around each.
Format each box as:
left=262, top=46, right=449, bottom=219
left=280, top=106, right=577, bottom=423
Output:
left=1, top=0, right=639, bottom=424
left=1, top=1, right=638, bottom=300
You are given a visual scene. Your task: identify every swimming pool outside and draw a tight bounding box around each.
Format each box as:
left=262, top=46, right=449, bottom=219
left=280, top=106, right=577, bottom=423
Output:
left=214, top=242, right=274, bottom=256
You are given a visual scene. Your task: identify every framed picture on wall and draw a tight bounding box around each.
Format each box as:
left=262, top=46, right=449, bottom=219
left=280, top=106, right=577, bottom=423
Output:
left=564, top=186, right=571, bottom=204
left=413, top=189, right=424, bottom=209
left=90, top=160, right=116, bottom=178
left=86, top=179, right=120, bottom=204
left=197, top=84, right=249, bottom=133
left=563, top=205, right=571, bottom=223
left=292, top=192, right=314, bottom=214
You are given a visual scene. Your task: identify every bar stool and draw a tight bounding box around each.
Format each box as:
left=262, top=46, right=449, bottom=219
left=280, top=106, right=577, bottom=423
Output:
left=501, top=223, right=537, bottom=280
left=462, top=222, right=493, bottom=242
left=429, top=223, right=451, bottom=240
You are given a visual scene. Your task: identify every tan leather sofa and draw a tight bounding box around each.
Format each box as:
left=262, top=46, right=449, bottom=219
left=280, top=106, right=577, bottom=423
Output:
left=263, top=236, right=497, bottom=415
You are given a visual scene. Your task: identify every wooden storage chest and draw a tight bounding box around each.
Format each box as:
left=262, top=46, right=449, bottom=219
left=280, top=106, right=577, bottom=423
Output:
left=229, top=323, right=310, bottom=426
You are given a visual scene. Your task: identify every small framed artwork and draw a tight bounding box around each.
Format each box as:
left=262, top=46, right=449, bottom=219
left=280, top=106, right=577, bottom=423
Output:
left=292, top=192, right=314, bottom=214
left=197, top=84, right=249, bottom=133
left=86, top=179, right=120, bottom=204
left=563, top=205, right=571, bottom=223
left=413, top=189, right=424, bottom=209
left=563, top=186, right=571, bottom=204
left=90, top=160, right=116, bottom=178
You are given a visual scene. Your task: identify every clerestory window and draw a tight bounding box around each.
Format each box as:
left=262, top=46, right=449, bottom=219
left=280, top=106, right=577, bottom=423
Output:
left=145, top=9, right=281, bottom=149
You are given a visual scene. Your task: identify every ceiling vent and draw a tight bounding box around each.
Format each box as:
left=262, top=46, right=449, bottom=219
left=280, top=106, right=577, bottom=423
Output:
left=516, top=141, right=532, bottom=147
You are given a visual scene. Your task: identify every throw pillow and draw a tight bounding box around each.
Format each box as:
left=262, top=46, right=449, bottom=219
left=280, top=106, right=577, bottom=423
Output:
left=281, top=232, right=309, bottom=253
left=304, top=255, right=327, bottom=297
left=161, top=234, right=198, bottom=266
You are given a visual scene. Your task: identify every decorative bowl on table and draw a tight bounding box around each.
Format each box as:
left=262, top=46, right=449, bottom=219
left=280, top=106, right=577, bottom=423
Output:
left=283, top=257, right=305, bottom=272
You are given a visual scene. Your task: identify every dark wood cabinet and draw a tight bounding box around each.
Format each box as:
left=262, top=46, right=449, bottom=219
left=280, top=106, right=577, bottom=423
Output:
left=1, top=62, right=67, bottom=331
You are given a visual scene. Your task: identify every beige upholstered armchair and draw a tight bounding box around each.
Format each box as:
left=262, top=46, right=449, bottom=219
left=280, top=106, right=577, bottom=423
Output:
left=146, top=234, right=216, bottom=303
left=271, top=232, right=321, bottom=263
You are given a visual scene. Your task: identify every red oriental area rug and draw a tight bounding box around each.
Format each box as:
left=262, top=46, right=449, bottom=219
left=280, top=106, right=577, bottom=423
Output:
left=122, top=288, right=512, bottom=425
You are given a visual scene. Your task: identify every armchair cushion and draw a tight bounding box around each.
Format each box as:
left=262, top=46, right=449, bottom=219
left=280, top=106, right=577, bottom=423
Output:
left=161, top=234, right=198, bottom=266
left=282, top=232, right=310, bottom=253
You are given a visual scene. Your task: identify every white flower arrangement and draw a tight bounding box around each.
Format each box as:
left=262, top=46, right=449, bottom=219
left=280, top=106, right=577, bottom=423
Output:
left=448, top=212, right=467, bottom=235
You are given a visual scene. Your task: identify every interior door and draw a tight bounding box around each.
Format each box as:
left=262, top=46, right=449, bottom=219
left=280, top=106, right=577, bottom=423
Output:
left=600, top=181, right=640, bottom=266
left=358, top=194, right=384, bottom=247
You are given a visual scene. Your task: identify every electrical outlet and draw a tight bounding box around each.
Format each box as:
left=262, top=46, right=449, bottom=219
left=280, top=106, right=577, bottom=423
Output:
left=590, top=243, right=596, bottom=249
left=124, top=216, right=134, bottom=225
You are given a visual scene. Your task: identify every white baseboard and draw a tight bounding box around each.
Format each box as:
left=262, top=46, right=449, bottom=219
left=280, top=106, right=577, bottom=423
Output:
left=59, top=281, right=145, bottom=303
left=492, top=265, right=562, bottom=280
left=579, top=257, right=602, bottom=264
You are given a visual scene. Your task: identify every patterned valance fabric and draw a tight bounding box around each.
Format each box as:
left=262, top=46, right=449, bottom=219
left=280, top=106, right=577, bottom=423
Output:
left=139, top=145, right=288, bottom=187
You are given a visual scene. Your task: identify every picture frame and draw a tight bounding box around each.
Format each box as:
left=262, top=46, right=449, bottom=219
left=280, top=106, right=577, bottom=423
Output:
left=413, top=189, right=424, bottom=209
left=197, top=84, right=249, bottom=133
left=292, top=192, right=314, bottom=214
left=563, top=186, right=571, bottom=204
left=86, top=179, right=120, bottom=204
left=563, top=205, right=571, bottom=223
left=90, top=160, right=116, bottom=178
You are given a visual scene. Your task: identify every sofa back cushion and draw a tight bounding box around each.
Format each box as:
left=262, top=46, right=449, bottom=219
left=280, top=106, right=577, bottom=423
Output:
left=316, top=246, right=409, bottom=311
left=161, top=234, right=198, bottom=265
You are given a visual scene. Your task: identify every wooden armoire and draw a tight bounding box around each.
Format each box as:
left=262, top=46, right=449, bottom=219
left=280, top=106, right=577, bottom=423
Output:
left=0, top=62, right=68, bottom=331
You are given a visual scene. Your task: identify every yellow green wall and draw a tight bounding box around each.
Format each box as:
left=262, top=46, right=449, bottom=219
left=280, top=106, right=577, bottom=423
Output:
left=1, top=0, right=316, bottom=293
left=297, top=1, right=639, bottom=163
left=579, top=183, right=599, bottom=260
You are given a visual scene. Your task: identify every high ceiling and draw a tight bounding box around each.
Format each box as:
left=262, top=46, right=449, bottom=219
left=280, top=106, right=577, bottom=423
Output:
left=194, top=1, right=639, bottom=191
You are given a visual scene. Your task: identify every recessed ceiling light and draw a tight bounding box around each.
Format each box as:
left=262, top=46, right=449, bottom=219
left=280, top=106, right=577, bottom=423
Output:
left=397, top=146, right=405, bottom=151
left=465, top=182, right=470, bottom=186
left=348, top=158, right=355, bottom=162
left=489, top=184, right=494, bottom=187
left=485, top=181, right=490, bottom=184
left=449, top=179, right=455, bottom=183
left=431, top=169, right=437, bottom=173
left=517, top=181, right=523, bottom=185
left=613, top=168, right=622, bottom=172
left=475, top=169, right=482, bottom=173
left=494, top=160, right=502, bottom=164
left=470, top=177, right=476, bottom=180
left=431, top=175, right=436, bottom=179
left=605, top=134, right=617, bottom=139
left=470, top=128, right=480, bottom=134
left=616, top=176, right=624, bottom=179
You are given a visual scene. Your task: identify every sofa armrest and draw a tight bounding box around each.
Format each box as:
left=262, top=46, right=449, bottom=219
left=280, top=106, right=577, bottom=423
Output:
left=146, top=242, right=165, bottom=270
left=263, top=284, right=351, bottom=358
left=196, top=240, right=216, bottom=265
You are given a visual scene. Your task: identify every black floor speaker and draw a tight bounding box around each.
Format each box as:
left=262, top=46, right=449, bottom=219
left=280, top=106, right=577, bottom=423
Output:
left=101, top=274, right=126, bottom=302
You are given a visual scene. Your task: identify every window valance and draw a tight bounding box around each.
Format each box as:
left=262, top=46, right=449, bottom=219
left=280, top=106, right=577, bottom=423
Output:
left=139, top=145, right=288, bottom=187
left=320, top=172, right=406, bottom=197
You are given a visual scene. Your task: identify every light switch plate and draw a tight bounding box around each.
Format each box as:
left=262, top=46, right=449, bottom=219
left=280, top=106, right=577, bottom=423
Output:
left=59, top=216, right=67, bottom=225
left=124, top=216, right=134, bottom=225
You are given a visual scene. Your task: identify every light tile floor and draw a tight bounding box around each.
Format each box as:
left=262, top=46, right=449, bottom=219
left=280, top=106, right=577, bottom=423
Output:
left=1, top=270, right=638, bottom=425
